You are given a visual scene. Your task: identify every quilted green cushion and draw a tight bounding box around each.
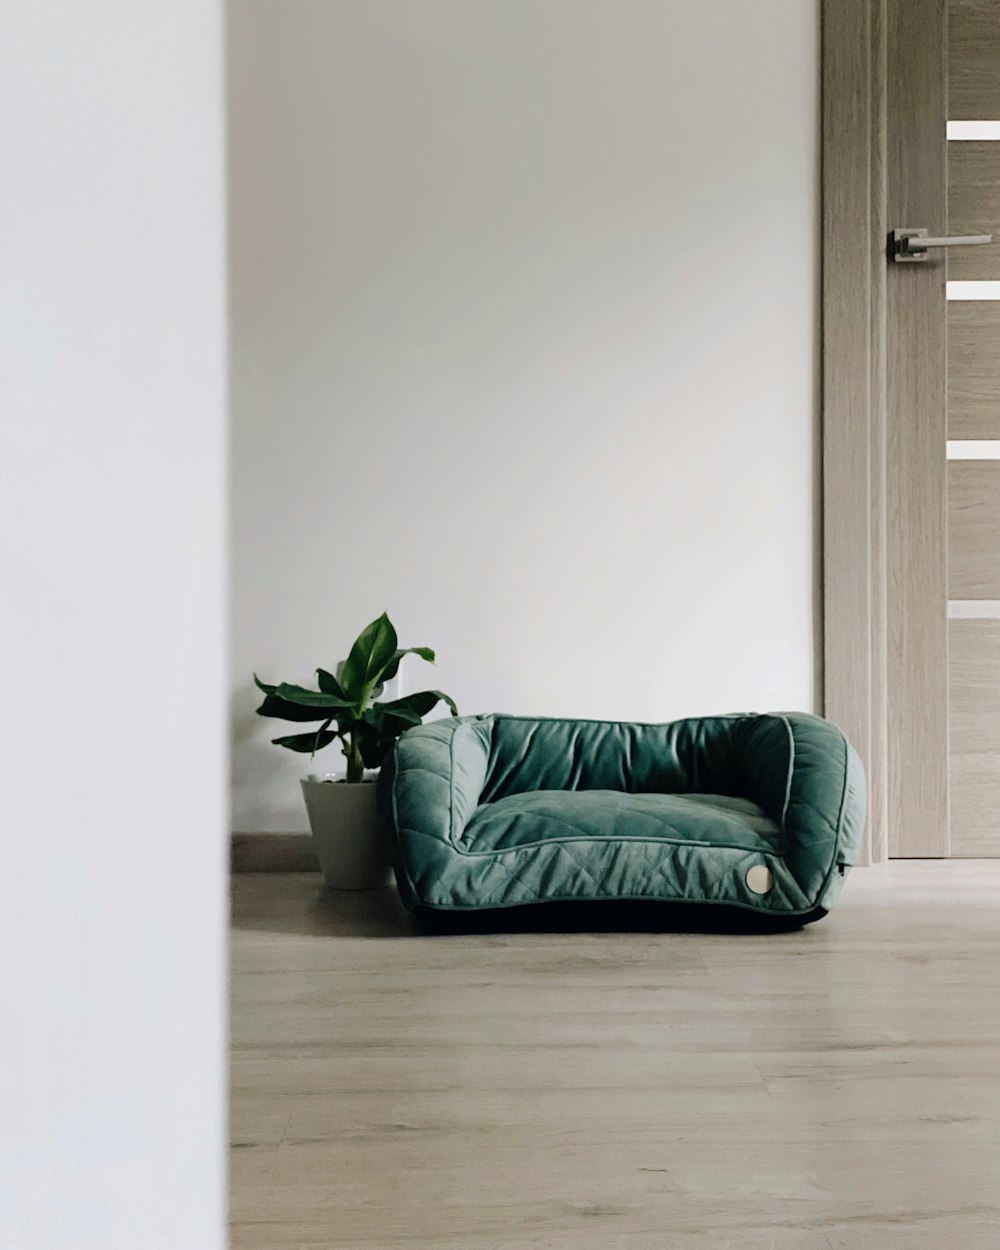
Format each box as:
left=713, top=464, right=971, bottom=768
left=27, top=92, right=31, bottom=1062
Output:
left=379, top=712, right=865, bottom=922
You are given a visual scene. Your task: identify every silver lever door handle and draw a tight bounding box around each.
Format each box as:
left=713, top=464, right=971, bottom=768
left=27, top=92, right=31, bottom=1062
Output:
left=893, top=227, right=993, bottom=262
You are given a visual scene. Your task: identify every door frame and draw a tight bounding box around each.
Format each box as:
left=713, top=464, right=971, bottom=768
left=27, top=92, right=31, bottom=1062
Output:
left=822, top=0, right=890, bottom=864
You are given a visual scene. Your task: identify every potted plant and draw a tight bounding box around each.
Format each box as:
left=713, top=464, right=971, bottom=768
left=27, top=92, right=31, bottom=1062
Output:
left=254, top=612, right=457, bottom=889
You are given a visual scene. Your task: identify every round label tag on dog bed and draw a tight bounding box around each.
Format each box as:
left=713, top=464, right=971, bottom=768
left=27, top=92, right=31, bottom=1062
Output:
left=746, top=865, right=773, bottom=895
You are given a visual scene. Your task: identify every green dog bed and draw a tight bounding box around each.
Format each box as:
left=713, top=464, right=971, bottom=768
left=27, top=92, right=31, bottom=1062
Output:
left=380, top=712, right=865, bottom=926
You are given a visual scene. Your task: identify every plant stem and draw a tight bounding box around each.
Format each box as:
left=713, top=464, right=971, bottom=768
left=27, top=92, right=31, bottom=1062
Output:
left=345, top=731, right=365, bottom=783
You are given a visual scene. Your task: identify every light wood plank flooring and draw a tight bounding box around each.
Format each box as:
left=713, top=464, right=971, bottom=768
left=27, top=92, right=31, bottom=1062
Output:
left=231, top=863, right=1000, bottom=1249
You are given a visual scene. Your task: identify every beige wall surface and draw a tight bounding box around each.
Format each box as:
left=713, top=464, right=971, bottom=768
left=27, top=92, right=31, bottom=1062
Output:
left=230, top=0, right=820, bottom=831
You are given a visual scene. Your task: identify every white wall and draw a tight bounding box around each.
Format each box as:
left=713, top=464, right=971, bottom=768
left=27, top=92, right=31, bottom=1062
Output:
left=0, top=4, right=226, bottom=1248
left=230, top=0, right=820, bottom=832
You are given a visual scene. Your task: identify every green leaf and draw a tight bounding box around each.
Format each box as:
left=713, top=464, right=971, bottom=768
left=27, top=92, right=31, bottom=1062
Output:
left=365, top=704, right=422, bottom=740
left=379, top=645, right=435, bottom=684
left=361, top=690, right=459, bottom=746
left=377, top=690, right=458, bottom=720
left=271, top=725, right=337, bottom=754
left=256, top=693, right=338, bottom=723
left=354, top=719, right=394, bottom=769
left=253, top=673, right=277, bottom=695
left=360, top=739, right=393, bottom=769
left=273, top=683, right=354, bottom=710
left=338, top=612, right=398, bottom=703
left=316, top=667, right=345, bottom=697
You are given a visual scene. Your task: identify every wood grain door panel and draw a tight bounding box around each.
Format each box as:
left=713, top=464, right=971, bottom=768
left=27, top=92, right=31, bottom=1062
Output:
left=948, top=143, right=1000, bottom=280
left=948, top=302, right=1000, bottom=438
left=885, top=0, right=950, bottom=856
left=949, top=619, right=1000, bottom=855
left=948, top=0, right=1000, bottom=120
left=948, top=460, right=1000, bottom=597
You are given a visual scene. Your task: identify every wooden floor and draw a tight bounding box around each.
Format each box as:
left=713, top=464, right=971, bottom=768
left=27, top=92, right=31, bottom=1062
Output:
left=231, top=864, right=1000, bottom=1249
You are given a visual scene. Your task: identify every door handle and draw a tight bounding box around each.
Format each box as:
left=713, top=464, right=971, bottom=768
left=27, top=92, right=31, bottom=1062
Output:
left=892, top=227, right=993, bottom=262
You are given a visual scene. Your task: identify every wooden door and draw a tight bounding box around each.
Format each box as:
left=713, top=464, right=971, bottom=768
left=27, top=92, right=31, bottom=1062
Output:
left=945, top=1, right=1000, bottom=856
left=888, top=0, right=1000, bottom=855
left=884, top=0, right=950, bottom=855
left=824, top=0, right=1000, bottom=859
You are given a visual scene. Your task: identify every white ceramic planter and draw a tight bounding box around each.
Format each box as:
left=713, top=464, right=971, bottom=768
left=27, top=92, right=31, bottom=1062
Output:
left=300, top=776, right=393, bottom=890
